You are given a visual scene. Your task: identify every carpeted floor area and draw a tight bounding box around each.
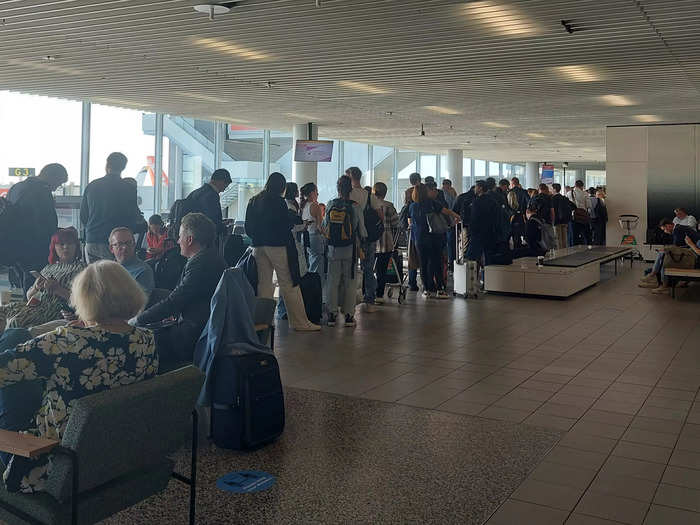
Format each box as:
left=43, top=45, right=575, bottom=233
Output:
left=102, top=388, right=561, bottom=525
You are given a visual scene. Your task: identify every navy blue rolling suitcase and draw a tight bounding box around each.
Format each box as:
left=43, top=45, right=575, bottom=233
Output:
left=210, top=349, right=285, bottom=450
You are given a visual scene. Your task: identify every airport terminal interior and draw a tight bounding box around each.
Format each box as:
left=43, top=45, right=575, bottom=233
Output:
left=1, top=0, right=700, bottom=524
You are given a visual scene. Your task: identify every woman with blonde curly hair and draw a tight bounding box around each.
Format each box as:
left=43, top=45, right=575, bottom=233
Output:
left=0, top=261, right=158, bottom=494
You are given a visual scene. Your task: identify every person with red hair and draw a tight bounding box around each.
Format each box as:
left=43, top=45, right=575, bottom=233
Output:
left=0, top=227, right=84, bottom=332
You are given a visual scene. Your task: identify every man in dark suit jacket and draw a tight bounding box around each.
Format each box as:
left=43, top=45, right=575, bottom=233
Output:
left=136, top=212, right=226, bottom=371
left=186, top=169, right=232, bottom=236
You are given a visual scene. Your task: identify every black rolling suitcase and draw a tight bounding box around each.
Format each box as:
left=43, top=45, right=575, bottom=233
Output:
left=299, top=271, right=322, bottom=324
left=210, top=349, right=285, bottom=450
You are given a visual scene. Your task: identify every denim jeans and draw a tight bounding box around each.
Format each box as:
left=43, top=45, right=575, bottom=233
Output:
left=307, top=232, right=327, bottom=304
left=361, top=241, right=377, bottom=304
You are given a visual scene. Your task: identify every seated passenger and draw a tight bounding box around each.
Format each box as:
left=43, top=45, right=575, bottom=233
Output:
left=522, top=205, right=549, bottom=258
left=109, top=227, right=155, bottom=297
left=135, top=212, right=226, bottom=371
left=0, top=227, right=84, bottom=333
left=145, top=214, right=173, bottom=260
left=0, top=261, right=157, bottom=494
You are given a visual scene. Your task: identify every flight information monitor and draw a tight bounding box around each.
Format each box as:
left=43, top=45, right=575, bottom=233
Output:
left=294, top=140, right=334, bottom=162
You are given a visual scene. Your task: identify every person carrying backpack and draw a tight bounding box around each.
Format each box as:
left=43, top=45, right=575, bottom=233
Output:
left=346, top=167, right=383, bottom=312
left=524, top=204, right=555, bottom=256
left=6, top=164, right=68, bottom=293
left=323, top=176, right=367, bottom=327
left=551, top=183, right=574, bottom=249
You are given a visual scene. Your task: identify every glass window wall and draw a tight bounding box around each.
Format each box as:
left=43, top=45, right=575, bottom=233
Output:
left=221, top=126, right=264, bottom=221
left=488, top=161, right=500, bottom=178
left=343, top=142, right=370, bottom=183
left=316, top=138, right=340, bottom=204
left=397, top=150, right=418, bottom=204
left=373, top=145, right=394, bottom=202
left=419, top=154, right=437, bottom=181
left=474, top=159, right=486, bottom=180
left=463, top=158, right=473, bottom=190
left=586, top=170, right=606, bottom=188
left=0, top=91, right=82, bottom=197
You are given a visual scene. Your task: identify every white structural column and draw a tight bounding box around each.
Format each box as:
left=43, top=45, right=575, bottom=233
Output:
left=445, top=149, right=464, bottom=194
left=525, top=161, right=540, bottom=189
left=292, top=123, right=318, bottom=187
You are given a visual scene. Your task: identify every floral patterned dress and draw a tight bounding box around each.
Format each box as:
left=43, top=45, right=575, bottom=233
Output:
left=0, top=261, right=85, bottom=329
left=0, top=325, right=158, bottom=493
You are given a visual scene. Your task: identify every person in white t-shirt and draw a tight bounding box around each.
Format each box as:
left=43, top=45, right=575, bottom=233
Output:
left=346, top=167, right=383, bottom=312
left=673, top=208, right=698, bottom=230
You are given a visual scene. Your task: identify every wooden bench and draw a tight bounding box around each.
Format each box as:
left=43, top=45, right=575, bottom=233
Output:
left=665, top=268, right=700, bottom=299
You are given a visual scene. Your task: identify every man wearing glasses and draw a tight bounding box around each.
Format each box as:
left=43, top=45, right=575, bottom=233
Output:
left=109, top=227, right=155, bottom=297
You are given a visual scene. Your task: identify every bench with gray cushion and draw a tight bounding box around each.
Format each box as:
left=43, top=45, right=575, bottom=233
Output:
left=0, top=365, right=204, bottom=525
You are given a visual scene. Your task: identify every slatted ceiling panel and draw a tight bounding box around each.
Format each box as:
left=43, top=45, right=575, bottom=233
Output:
left=1, top=2, right=700, bottom=161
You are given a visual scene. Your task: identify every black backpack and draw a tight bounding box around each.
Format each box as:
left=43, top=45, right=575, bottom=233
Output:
left=168, top=197, right=193, bottom=241
left=363, top=188, right=384, bottom=243
left=0, top=197, right=23, bottom=265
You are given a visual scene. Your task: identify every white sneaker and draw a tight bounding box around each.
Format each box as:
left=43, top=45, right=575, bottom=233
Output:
left=422, top=291, right=433, bottom=298
left=651, top=286, right=670, bottom=294
left=294, top=323, right=322, bottom=332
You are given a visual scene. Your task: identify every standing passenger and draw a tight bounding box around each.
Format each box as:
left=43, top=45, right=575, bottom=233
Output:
left=8, top=163, right=68, bottom=293
left=324, top=176, right=366, bottom=327
left=80, top=152, right=143, bottom=263
left=245, top=173, right=320, bottom=332
left=186, top=168, right=232, bottom=236
left=372, top=182, right=400, bottom=304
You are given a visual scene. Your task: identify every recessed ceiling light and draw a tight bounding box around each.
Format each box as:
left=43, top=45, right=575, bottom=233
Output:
left=193, top=37, right=270, bottom=61
left=526, top=132, right=546, bottom=138
left=461, top=1, right=539, bottom=37
left=633, top=114, right=662, bottom=123
left=286, top=112, right=318, bottom=120
left=552, top=65, right=603, bottom=82
left=423, top=105, right=462, bottom=115
left=210, top=116, right=250, bottom=123
left=482, top=121, right=510, bottom=128
left=557, top=141, right=573, bottom=146
left=597, top=94, right=637, bottom=106
left=336, top=80, right=390, bottom=95
left=175, top=92, right=229, bottom=103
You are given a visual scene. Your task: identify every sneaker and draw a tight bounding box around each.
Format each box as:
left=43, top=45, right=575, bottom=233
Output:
left=422, top=291, right=433, bottom=298
left=374, top=297, right=384, bottom=304
left=640, top=273, right=657, bottom=283
left=651, top=286, right=670, bottom=294
left=435, top=290, right=449, bottom=299
left=294, top=323, right=322, bottom=332
left=363, top=303, right=377, bottom=313
left=327, top=313, right=336, bottom=326
left=638, top=280, right=658, bottom=288
left=344, top=314, right=356, bottom=327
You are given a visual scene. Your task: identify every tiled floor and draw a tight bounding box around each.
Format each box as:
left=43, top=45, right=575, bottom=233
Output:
left=273, top=264, right=700, bottom=524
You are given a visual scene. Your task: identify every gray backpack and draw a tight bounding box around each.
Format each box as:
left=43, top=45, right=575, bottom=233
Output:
left=531, top=217, right=556, bottom=251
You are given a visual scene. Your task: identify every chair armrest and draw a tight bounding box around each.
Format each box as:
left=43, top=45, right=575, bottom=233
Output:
left=0, top=429, right=59, bottom=458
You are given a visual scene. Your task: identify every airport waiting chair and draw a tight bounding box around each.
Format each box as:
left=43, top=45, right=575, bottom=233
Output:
left=254, top=297, right=276, bottom=351
left=0, top=366, right=204, bottom=525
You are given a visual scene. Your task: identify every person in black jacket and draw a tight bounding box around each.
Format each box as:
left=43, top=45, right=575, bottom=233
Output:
left=467, top=181, right=498, bottom=261
left=80, top=152, right=143, bottom=263
left=8, top=164, right=68, bottom=293
left=245, top=172, right=320, bottom=332
left=136, top=212, right=226, bottom=371
left=186, top=168, right=232, bottom=236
